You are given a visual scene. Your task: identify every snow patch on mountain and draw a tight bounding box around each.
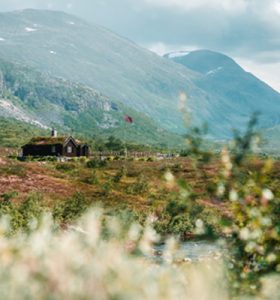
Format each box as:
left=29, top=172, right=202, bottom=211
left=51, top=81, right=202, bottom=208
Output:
left=25, top=27, right=37, bottom=32
left=166, top=51, right=191, bottom=59
left=206, top=67, right=223, bottom=76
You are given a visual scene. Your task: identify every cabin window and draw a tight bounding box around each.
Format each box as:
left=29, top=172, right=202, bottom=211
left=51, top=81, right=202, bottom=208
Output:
left=67, top=146, right=72, bottom=154
left=51, top=146, right=56, bottom=153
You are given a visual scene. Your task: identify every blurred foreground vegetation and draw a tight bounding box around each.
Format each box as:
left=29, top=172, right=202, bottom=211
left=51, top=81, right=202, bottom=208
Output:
left=0, top=116, right=280, bottom=298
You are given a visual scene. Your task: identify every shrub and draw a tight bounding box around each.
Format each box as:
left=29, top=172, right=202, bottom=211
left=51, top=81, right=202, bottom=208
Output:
left=126, top=175, right=149, bottom=195
left=101, top=181, right=113, bottom=196
left=56, top=162, right=76, bottom=172
left=53, top=193, right=89, bottom=223
left=1, top=191, right=18, bottom=202
left=112, top=166, right=127, bottom=183
left=81, top=170, right=99, bottom=185
left=87, top=158, right=107, bottom=168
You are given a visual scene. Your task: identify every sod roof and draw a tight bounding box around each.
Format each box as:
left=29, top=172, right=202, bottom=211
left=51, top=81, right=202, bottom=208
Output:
left=24, top=136, right=82, bottom=146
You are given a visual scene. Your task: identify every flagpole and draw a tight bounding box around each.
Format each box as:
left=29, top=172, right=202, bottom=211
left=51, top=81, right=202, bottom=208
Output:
left=123, top=115, right=133, bottom=160
left=124, top=121, right=127, bottom=160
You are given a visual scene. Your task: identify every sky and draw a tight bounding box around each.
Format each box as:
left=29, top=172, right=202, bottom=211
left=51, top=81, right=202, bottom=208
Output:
left=0, top=0, right=279, bottom=91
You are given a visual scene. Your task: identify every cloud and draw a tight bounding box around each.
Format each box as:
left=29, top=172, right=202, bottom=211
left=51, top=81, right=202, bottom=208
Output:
left=144, top=0, right=249, bottom=14
left=236, top=57, right=280, bottom=92
left=0, top=0, right=279, bottom=90
left=148, top=42, right=198, bottom=56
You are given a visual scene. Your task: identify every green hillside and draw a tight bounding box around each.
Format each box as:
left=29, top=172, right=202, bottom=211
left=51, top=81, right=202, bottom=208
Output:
left=0, top=117, right=46, bottom=148
left=0, top=59, right=183, bottom=147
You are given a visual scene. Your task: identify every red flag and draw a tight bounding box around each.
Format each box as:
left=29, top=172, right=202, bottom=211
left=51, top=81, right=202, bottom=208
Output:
left=124, top=115, right=133, bottom=124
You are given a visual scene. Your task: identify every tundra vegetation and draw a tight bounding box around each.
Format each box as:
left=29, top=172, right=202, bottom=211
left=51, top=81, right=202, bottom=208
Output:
left=0, top=117, right=280, bottom=299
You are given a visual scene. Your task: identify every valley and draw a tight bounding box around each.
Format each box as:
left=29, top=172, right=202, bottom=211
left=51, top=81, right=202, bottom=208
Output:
left=0, top=10, right=279, bottom=142
left=0, top=7, right=280, bottom=299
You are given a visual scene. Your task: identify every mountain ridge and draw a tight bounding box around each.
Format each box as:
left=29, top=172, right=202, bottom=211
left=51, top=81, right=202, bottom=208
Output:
left=0, top=9, right=280, bottom=140
left=167, top=49, right=280, bottom=136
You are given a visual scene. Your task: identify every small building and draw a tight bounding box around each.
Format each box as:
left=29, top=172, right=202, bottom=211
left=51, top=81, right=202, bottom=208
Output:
left=22, top=129, right=90, bottom=157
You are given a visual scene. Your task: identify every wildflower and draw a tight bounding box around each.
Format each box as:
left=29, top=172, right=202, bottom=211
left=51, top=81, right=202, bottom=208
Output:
left=195, top=219, right=205, bottom=235
left=267, top=253, right=277, bottom=263
left=239, top=228, right=250, bottom=241
left=229, top=189, right=238, bottom=202
left=164, top=171, right=175, bottom=183
left=261, top=217, right=272, bottom=227
left=251, top=229, right=262, bottom=240
left=245, top=241, right=257, bottom=253
left=262, top=189, right=274, bottom=201
left=128, top=223, right=141, bottom=242
left=217, top=184, right=225, bottom=197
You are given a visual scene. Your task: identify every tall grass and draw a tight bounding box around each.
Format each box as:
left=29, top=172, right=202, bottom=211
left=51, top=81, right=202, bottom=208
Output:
left=0, top=209, right=229, bottom=300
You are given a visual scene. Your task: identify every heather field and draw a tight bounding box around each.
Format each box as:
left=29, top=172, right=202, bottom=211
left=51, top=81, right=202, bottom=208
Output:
left=0, top=120, right=280, bottom=299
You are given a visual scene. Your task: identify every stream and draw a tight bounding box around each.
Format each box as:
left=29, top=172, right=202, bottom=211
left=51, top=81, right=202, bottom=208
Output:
left=152, top=240, right=222, bottom=263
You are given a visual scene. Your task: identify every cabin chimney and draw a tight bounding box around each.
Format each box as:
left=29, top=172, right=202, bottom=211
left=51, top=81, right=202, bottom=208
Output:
left=51, top=128, right=57, bottom=137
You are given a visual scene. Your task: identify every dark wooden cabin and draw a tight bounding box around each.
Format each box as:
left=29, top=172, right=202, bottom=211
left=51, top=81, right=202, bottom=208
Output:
left=22, top=130, right=90, bottom=158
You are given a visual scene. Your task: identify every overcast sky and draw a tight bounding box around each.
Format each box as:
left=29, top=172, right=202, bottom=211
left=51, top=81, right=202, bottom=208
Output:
left=0, top=0, right=279, bottom=91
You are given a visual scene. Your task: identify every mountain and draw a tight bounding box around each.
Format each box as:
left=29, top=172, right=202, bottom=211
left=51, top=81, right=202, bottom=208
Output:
left=0, top=58, right=183, bottom=147
left=0, top=9, right=280, bottom=140
left=0, top=9, right=203, bottom=134
left=166, top=50, right=280, bottom=137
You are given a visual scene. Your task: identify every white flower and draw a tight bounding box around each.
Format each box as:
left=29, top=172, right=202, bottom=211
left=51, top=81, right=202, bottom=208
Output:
left=267, top=253, right=277, bottom=263
left=245, top=241, right=257, bottom=253
left=262, top=189, right=274, bottom=201
left=261, top=217, right=272, bottom=227
left=229, top=189, right=238, bottom=202
left=217, top=184, right=225, bottom=197
left=239, top=228, right=250, bottom=241
left=195, top=219, right=206, bottom=235
left=164, top=171, right=175, bottom=182
left=250, top=229, right=262, bottom=240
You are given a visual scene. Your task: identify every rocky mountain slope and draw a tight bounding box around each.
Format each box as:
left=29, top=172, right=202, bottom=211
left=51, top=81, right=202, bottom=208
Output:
left=0, top=58, right=182, bottom=146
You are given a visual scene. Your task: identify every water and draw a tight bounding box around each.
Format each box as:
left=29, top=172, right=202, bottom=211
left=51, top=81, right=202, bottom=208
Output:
left=152, top=240, right=222, bottom=263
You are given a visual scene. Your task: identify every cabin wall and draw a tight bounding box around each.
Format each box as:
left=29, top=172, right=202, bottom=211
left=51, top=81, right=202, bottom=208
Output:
left=62, top=140, right=78, bottom=157
left=22, top=144, right=63, bottom=157
left=22, top=138, right=90, bottom=157
left=80, top=145, right=90, bottom=157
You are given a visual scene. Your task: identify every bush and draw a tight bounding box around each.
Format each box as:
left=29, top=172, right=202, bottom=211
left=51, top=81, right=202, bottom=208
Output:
left=126, top=175, right=149, bottom=195
left=1, top=191, right=18, bottom=202
left=113, top=166, right=127, bottom=183
left=87, top=158, right=107, bottom=168
left=53, top=193, right=89, bottom=222
left=56, top=162, right=76, bottom=172
left=81, top=170, right=99, bottom=185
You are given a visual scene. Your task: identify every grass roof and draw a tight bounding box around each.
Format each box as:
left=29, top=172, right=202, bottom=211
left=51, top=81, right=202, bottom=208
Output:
left=24, top=136, right=85, bottom=146
left=25, top=136, right=68, bottom=146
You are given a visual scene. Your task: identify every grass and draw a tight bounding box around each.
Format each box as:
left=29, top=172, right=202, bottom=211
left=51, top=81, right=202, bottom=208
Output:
left=2, top=152, right=280, bottom=240
left=0, top=145, right=280, bottom=297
